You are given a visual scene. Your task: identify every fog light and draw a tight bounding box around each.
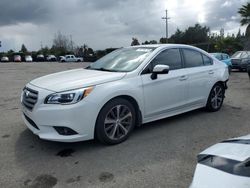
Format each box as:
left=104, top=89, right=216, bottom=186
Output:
left=54, top=126, right=78, bottom=136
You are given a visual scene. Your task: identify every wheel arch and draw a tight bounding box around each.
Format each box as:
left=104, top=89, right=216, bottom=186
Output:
left=95, top=94, right=143, bottom=129
left=115, top=95, right=142, bottom=127
left=93, top=94, right=143, bottom=141
left=214, top=80, right=228, bottom=90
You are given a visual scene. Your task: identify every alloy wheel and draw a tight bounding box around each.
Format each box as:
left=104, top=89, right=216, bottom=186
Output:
left=104, top=105, right=133, bottom=140
left=211, top=85, right=224, bottom=109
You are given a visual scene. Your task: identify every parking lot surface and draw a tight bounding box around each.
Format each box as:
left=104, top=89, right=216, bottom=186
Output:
left=0, top=62, right=250, bottom=188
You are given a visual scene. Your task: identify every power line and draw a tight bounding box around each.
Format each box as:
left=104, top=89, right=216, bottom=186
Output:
left=162, top=10, right=170, bottom=43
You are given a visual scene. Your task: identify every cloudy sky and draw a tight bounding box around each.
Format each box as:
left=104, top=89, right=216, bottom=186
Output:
left=0, top=0, right=248, bottom=52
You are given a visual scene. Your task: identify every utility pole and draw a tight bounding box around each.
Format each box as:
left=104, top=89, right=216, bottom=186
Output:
left=40, top=41, right=43, bottom=49
left=162, top=10, right=170, bottom=43
left=70, top=35, right=73, bottom=51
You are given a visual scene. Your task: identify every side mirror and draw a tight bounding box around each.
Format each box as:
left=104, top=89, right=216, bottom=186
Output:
left=151, top=64, right=169, bottom=80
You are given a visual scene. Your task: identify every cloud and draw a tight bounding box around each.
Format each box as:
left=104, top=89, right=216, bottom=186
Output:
left=0, top=0, right=248, bottom=51
left=0, top=0, right=52, bottom=26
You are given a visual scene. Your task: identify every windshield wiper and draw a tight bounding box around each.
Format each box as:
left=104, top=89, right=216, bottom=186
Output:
left=87, top=67, right=118, bottom=72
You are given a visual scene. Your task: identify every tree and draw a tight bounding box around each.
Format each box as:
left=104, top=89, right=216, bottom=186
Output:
left=214, top=36, right=243, bottom=54
left=52, top=31, right=71, bottom=51
left=20, top=44, right=27, bottom=53
left=142, top=40, right=157, bottom=45
left=238, top=2, right=250, bottom=37
left=38, top=46, right=50, bottom=55
left=142, top=40, right=150, bottom=45
left=182, top=24, right=210, bottom=44
left=131, top=38, right=140, bottom=46
left=169, top=29, right=184, bottom=43
left=159, top=38, right=167, bottom=44
left=169, top=25, right=209, bottom=45
left=236, top=29, right=242, bottom=39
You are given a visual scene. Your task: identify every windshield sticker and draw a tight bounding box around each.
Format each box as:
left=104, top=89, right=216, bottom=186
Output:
left=136, top=48, right=152, bottom=52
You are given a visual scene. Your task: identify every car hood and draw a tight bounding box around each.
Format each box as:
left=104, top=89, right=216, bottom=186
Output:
left=30, top=68, right=126, bottom=92
left=190, top=135, right=250, bottom=188
left=200, top=134, right=250, bottom=161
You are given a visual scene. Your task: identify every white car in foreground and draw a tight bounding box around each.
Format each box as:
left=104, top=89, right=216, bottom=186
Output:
left=190, top=134, right=250, bottom=188
left=21, top=44, right=229, bottom=144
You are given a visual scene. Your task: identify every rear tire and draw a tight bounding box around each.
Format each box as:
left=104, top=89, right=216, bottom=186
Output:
left=95, top=98, right=136, bottom=145
left=206, top=83, right=225, bottom=112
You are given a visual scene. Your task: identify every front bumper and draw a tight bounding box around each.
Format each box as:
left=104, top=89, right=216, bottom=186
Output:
left=231, top=63, right=247, bottom=69
left=21, top=84, right=99, bottom=142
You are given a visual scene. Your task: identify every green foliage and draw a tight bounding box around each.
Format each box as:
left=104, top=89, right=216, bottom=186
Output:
left=159, top=38, right=167, bottom=44
left=238, top=3, right=250, bottom=26
left=131, top=38, right=140, bottom=46
left=238, top=2, right=250, bottom=37
left=142, top=40, right=157, bottom=45
left=169, top=29, right=184, bottom=44
left=20, top=44, right=28, bottom=53
left=170, top=24, right=209, bottom=44
left=214, top=36, right=243, bottom=54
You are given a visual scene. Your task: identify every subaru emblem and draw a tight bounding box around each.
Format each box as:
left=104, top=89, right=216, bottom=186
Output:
left=25, top=90, right=30, bottom=97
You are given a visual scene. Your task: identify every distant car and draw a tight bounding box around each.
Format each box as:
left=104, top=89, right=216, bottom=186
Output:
left=60, top=55, right=83, bottom=62
left=14, top=55, right=22, bottom=62
left=231, top=51, right=250, bottom=71
left=47, top=55, right=57, bottom=62
left=58, top=56, right=65, bottom=62
left=25, top=55, right=33, bottom=62
left=1, top=56, right=9, bottom=62
left=210, top=53, right=232, bottom=73
left=36, top=54, right=45, bottom=62
left=190, top=134, right=250, bottom=188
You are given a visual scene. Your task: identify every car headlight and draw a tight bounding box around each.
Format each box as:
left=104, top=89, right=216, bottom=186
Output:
left=45, top=87, right=94, bottom=104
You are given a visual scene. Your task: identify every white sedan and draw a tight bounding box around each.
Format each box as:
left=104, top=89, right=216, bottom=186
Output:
left=190, top=134, right=250, bottom=188
left=21, top=44, right=229, bottom=144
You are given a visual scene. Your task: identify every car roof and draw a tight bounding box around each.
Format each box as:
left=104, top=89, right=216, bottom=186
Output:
left=127, top=44, right=209, bottom=54
left=128, top=44, right=198, bottom=49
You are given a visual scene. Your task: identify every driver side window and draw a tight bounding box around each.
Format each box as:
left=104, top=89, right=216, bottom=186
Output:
left=151, top=48, right=183, bottom=71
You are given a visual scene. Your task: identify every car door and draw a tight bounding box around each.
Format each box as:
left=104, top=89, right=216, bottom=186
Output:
left=181, top=48, right=215, bottom=105
left=71, top=55, right=76, bottom=62
left=141, top=48, right=188, bottom=119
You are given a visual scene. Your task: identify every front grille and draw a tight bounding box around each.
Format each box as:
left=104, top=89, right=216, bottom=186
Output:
left=232, top=59, right=240, bottom=65
left=22, top=87, right=38, bottom=111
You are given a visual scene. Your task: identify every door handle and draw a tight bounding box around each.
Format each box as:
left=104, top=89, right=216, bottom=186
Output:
left=179, top=75, right=188, bottom=81
left=208, top=70, right=214, bottom=75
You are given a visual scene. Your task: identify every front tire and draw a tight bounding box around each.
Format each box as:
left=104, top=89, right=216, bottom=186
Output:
left=95, top=98, right=136, bottom=145
left=206, top=83, right=225, bottom=112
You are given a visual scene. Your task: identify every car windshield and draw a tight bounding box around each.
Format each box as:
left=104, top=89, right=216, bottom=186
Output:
left=88, top=47, right=155, bottom=72
left=232, top=51, right=242, bottom=58
left=211, top=53, right=222, bottom=60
